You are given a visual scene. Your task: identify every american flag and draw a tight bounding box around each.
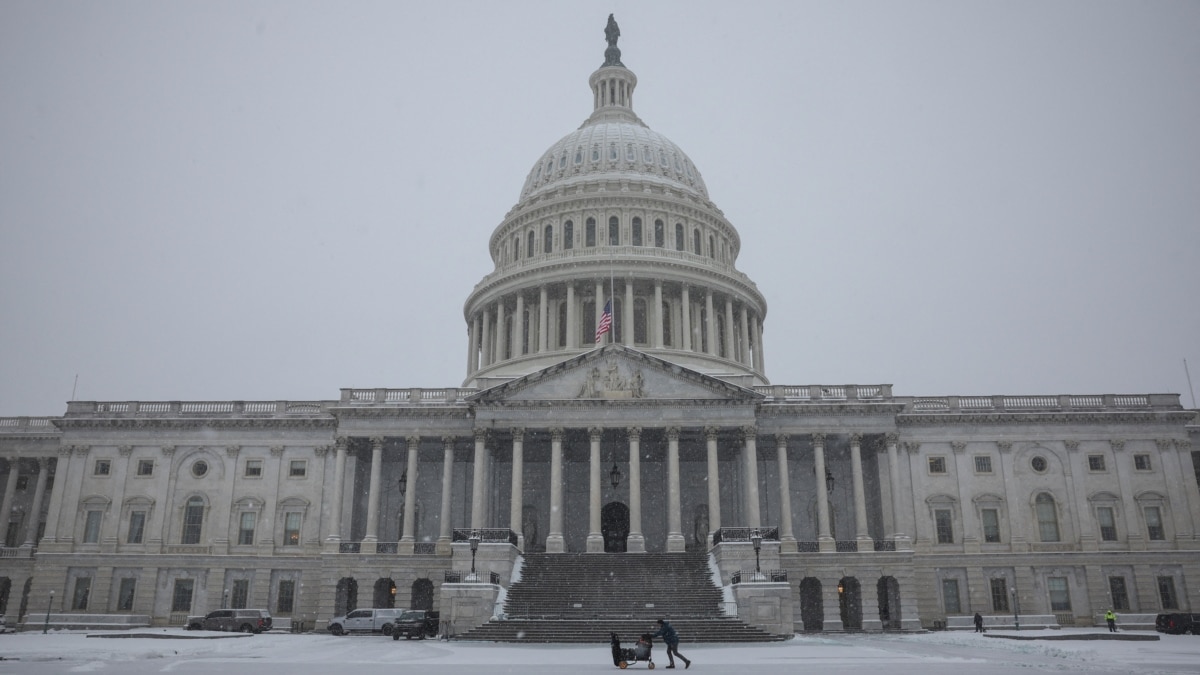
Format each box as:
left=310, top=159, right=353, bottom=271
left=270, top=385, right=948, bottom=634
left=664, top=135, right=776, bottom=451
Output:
left=595, top=299, right=613, bottom=343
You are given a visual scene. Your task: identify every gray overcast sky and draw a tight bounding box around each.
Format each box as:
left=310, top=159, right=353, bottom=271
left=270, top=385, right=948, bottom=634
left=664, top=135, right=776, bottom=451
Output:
left=2, top=1, right=1198, bottom=417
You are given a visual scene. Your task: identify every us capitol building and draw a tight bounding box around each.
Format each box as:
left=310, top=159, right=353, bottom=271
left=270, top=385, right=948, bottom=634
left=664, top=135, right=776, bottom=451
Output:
left=2, top=18, right=1197, bottom=636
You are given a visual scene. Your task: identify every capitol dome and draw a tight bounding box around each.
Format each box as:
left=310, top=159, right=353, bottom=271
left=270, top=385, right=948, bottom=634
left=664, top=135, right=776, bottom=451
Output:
left=464, top=18, right=768, bottom=389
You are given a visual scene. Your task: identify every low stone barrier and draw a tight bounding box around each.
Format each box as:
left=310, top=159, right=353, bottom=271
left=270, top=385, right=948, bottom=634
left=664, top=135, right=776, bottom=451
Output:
left=945, top=614, right=1060, bottom=630
left=21, top=614, right=152, bottom=631
left=1093, top=613, right=1157, bottom=631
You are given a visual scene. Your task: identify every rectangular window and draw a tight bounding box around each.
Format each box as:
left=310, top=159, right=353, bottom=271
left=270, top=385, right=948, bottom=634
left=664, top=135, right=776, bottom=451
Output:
left=990, top=577, right=1009, bottom=612
left=1048, top=577, right=1071, bottom=611
left=244, top=459, right=263, bottom=478
left=928, top=456, right=947, bottom=474
left=1109, top=576, right=1129, bottom=612
left=1097, top=507, right=1118, bottom=541
left=182, top=501, right=204, bottom=545
left=1157, top=576, right=1179, bottom=610
left=136, top=459, right=154, bottom=476
left=1145, top=506, right=1165, bottom=540
left=83, top=510, right=102, bottom=544
left=16, top=475, right=28, bottom=490
left=1134, top=454, right=1152, bottom=471
left=974, top=456, right=992, bottom=474
left=72, top=577, right=92, bottom=610
left=117, top=577, right=136, bottom=611
left=94, top=459, right=111, bottom=476
left=277, top=579, right=296, bottom=614
left=171, top=579, right=194, bottom=612
left=934, top=509, right=954, bottom=544
left=941, top=578, right=961, bottom=614
left=127, top=511, right=146, bottom=544
left=981, top=508, right=1001, bottom=543
left=288, top=460, right=307, bottom=478
left=284, top=512, right=302, bottom=546
left=5, top=521, right=19, bottom=547
left=1087, top=455, right=1106, bottom=471
left=231, top=579, right=249, bottom=609
left=238, top=512, right=256, bottom=546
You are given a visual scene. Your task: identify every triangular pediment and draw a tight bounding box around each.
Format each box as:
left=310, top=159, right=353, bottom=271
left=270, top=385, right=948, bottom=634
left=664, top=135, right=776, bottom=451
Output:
left=469, top=345, right=763, bottom=404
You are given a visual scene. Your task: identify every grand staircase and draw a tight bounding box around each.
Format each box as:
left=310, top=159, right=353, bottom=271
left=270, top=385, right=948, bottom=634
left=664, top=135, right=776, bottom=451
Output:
left=455, top=552, right=789, bottom=643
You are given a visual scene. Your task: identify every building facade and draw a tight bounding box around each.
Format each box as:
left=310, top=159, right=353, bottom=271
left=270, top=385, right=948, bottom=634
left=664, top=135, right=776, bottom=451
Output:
left=2, top=19, right=1198, bottom=633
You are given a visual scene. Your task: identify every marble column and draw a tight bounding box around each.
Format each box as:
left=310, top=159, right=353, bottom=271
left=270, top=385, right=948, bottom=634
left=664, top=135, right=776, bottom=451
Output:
left=753, top=317, right=765, bottom=373
left=667, top=427, right=685, bottom=552
left=723, top=297, right=735, bottom=359
left=885, top=433, right=911, bottom=549
left=813, top=434, right=834, bottom=552
left=997, top=441, right=1028, bottom=550
left=538, top=285, right=549, bottom=352
left=468, top=316, right=479, bottom=375
left=401, top=436, right=419, bottom=550
left=363, top=437, right=384, bottom=546
left=480, top=310, right=491, bottom=368
left=547, top=428, right=565, bottom=553
left=1158, top=439, right=1194, bottom=540
left=680, top=286, right=692, bottom=351
left=653, top=280, right=664, bottom=349
left=776, top=434, right=797, bottom=551
left=565, top=285, right=576, bottom=349
left=624, top=280, right=634, bottom=346
left=514, top=293, right=525, bottom=356
left=587, top=427, right=604, bottom=552
left=705, top=427, right=721, bottom=547
left=471, top=430, right=487, bottom=529
left=626, top=427, right=645, bottom=553
left=0, top=458, right=20, bottom=544
left=850, top=433, right=871, bottom=543
left=22, top=458, right=50, bottom=548
left=594, top=280, right=605, bottom=345
left=437, top=437, right=455, bottom=552
left=495, top=299, right=507, bottom=363
left=509, top=428, right=525, bottom=550
left=326, top=438, right=348, bottom=543
left=739, top=305, right=751, bottom=366
left=704, top=289, right=716, bottom=355
left=742, top=427, right=761, bottom=528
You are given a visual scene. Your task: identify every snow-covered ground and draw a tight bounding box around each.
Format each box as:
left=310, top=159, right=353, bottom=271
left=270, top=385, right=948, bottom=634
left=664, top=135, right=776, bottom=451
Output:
left=1, top=628, right=1198, bottom=674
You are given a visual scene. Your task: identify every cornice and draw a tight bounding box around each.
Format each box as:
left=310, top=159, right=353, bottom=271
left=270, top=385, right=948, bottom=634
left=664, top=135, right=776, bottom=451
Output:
left=52, top=417, right=338, bottom=430
left=757, top=403, right=907, bottom=418
left=896, top=411, right=1194, bottom=427
left=330, top=407, right=473, bottom=420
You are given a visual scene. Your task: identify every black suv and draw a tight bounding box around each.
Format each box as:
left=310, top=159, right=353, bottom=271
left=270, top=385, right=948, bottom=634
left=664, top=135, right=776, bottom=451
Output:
left=390, top=610, right=439, bottom=640
left=1155, top=613, right=1200, bottom=635
left=194, top=609, right=273, bottom=633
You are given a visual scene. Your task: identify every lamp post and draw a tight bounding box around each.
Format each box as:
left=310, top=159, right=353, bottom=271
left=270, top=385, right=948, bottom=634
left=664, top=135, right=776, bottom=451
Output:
left=609, top=462, right=622, bottom=489
left=43, top=589, right=54, bottom=634
left=750, top=529, right=763, bottom=580
left=825, top=469, right=835, bottom=493
left=469, top=530, right=481, bottom=581
left=1011, top=587, right=1020, bottom=631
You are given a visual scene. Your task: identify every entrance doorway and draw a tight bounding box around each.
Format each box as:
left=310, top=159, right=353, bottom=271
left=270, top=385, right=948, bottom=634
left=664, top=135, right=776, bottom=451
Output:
left=601, top=502, right=630, bottom=552
left=839, top=577, right=862, bottom=629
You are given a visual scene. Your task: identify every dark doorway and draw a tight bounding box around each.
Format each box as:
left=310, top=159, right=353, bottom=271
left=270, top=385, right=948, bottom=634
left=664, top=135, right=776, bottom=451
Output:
left=411, top=578, right=434, bottom=611
left=601, top=502, right=630, bottom=552
left=374, top=578, right=396, bottom=608
left=878, top=576, right=901, bottom=630
left=799, top=577, right=823, bottom=631
left=839, top=577, right=862, bottom=629
left=335, top=577, right=358, bottom=616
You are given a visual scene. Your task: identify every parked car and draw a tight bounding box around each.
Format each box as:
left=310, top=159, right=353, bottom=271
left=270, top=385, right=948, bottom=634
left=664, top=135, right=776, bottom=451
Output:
left=390, top=609, right=440, bottom=640
left=196, top=609, right=273, bottom=633
left=327, top=608, right=406, bottom=636
left=1155, top=613, right=1200, bottom=635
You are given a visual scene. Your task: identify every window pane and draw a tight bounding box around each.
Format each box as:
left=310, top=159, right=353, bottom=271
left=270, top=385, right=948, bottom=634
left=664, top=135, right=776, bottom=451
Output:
left=1088, top=455, right=1106, bottom=471
left=1134, top=454, right=1152, bottom=471
left=182, top=498, right=204, bottom=545
left=128, top=511, right=146, bottom=544
left=1145, top=506, right=1165, bottom=540
left=1109, top=576, right=1129, bottom=611
left=72, top=577, right=91, bottom=610
left=982, top=509, right=1001, bottom=543
left=245, top=460, right=262, bottom=477
left=238, top=512, right=256, bottom=546
left=1048, top=577, right=1071, bottom=611
left=171, top=579, right=194, bottom=612
left=935, top=509, right=954, bottom=544
left=289, top=461, right=306, bottom=477
left=974, top=456, right=992, bottom=473
left=941, top=579, right=961, bottom=614
left=277, top=580, right=296, bottom=614
left=232, top=579, right=249, bottom=609
left=137, top=459, right=154, bottom=476
left=1036, top=493, right=1060, bottom=542
left=285, top=512, right=302, bottom=546
left=117, top=578, right=136, bottom=611
left=1097, top=507, right=1117, bottom=541
left=83, top=510, right=102, bottom=544
left=928, top=457, right=946, bottom=474
left=989, top=578, right=1009, bottom=612
left=1157, top=576, right=1179, bottom=609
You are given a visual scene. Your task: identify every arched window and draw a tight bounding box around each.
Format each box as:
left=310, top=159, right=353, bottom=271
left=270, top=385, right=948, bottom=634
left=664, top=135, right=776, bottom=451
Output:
left=693, top=229, right=702, bottom=254
left=631, top=217, right=643, bottom=246
left=557, top=302, right=568, bottom=347
left=608, top=216, right=620, bottom=245
left=544, top=225, right=554, bottom=253
left=654, top=220, right=665, bottom=248
left=716, top=312, right=726, bottom=357
left=662, top=299, right=673, bottom=347
left=182, top=496, right=204, bottom=545
left=563, top=221, right=574, bottom=249
left=586, top=218, right=596, bottom=247
left=674, top=223, right=684, bottom=251
left=709, top=235, right=716, bottom=259
left=1035, top=492, right=1060, bottom=542
left=574, top=147, right=582, bottom=164
left=513, top=234, right=520, bottom=262
left=527, top=231, right=535, bottom=258
left=633, top=298, right=647, bottom=344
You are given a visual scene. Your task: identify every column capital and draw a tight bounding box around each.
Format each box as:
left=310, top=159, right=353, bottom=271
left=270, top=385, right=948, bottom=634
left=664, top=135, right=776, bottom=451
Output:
left=627, top=427, right=641, bottom=441
left=442, top=435, right=457, bottom=449
left=335, top=436, right=349, bottom=452
left=667, top=427, right=681, bottom=442
left=1155, top=438, right=1173, bottom=451
left=775, top=434, right=789, bottom=449
left=811, top=432, right=826, bottom=448
left=1177, top=439, right=1193, bottom=451
left=73, top=445, right=91, bottom=456
left=1109, top=439, right=1126, bottom=452
left=996, top=440, right=1013, bottom=453
left=704, top=426, right=720, bottom=441
left=370, top=436, right=385, bottom=450
left=58, top=446, right=73, bottom=457
left=589, top=427, right=604, bottom=442
left=904, top=442, right=920, bottom=455
left=270, top=445, right=285, bottom=457
left=38, top=457, right=51, bottom=471
left=550, top=427, right=564, bottom=442
left=225, top=445, right=241, bottom=458
left=885, top=432, right=899, bottom=446
left=951, top=441, right=966, bottom=454
left=474, top=429, right=488, bottom=444
left=1063, top=440, right=1080, bottom=452
left=118, top=445, right=133, bottom=456
left=511, top=427, right=525, bottom=442
left=405, top=435, right=421, bottom=448
left=849, top=432, right=863, bottom=446
left=161, top=445, right=176, bottom=457
left=740, top=426, right=757, bottom=441
left=313, top=445, right=330, bottom=458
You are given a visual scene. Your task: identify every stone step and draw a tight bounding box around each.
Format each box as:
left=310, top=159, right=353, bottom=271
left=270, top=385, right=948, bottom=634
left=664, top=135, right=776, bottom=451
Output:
left=456, top=618, right=790, bottom=643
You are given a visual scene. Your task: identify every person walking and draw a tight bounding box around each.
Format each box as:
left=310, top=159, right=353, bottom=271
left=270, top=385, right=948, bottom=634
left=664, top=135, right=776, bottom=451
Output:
left=1105, top=609, right=1117, bottom=632
left=973, top=612, right=984, bottom=633
left=653, top=618, right=691, bottom=669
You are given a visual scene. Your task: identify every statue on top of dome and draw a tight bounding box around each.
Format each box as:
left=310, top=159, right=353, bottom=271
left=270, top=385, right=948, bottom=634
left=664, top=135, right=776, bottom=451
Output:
left=603, top=14, right=624, bottom=68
